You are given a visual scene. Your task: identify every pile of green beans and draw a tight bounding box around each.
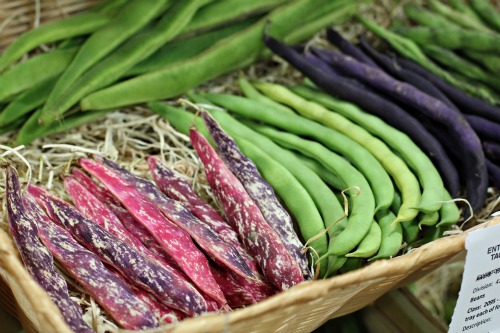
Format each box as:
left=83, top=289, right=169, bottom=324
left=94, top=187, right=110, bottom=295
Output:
left=364, top=0, right=500, bottom=104
left=0, top=0, right=365, bottom=144
left=149, top=76, right=460, bottom=278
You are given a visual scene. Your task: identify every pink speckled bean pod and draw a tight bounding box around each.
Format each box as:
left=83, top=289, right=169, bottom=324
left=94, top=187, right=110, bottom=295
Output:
left=90, top=155, right=255, bottom=283
left=147, top=155, right=240, bottom=244
left=64, top=175, right=168, bottom=266
left=77, top=158, right=227, bottom=307
left=22, top=194, right=157, bottom=330
left=27, top=184, right=208, bottom=317
left=190, top=128, right=304, bottom=291
left=68, top=168, right=221, bottom=311
left=201, top=110, right=311, bottom=280
left=147, top=155, right=277, bottom=301
left=5, top=166, right=94, bottom=333
left=69, top=168, right=168, bottom=259
left=106, top=267, right=185, bottom=324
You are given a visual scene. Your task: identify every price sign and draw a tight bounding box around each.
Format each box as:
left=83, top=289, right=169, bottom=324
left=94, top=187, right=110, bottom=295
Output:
left=449, top=223, right=500, bottom=333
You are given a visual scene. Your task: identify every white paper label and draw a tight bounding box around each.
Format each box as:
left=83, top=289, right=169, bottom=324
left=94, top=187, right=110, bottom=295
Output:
left=448, top=223, right=500, bottom=333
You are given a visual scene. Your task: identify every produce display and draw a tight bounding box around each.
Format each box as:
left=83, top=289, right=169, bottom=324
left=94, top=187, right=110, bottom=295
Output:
left=0, top=0, right=500, bottom=332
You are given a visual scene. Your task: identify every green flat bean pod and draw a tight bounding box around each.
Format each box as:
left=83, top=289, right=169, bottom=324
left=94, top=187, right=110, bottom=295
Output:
left=16, top=109, right=111, bottom=145
left=40, top=0, right=211, bottom=125
left=404, top=3, right=460, bottom=30
left=426, top=0, right=494, bottom=33
left=43, top=0, right=172, bottom=116
left=0, top=77, right=56, bottom=127
left=422, top=45, right=500, bottom=91
left=370, top=209, right=403, bottom=260
left=358, top=16, right=500, bottom=104
left=79, top=0, right=347, bottom=111
left=182, top=0, right=287, bottom=35
left=247, top=122, right=375, bottom=256
left=464, top=50, right=500, bottom=75
left=0, top=12, right=110, bottom=73
left=470, top=0, right=500, bottom=32
left=345, top=221, right=381, bottom=258
left=255, top=82, right=421, bottom=222
left=127, top=18, right=257, bottom=77
left=0, top=47, right=78, bottom=103
left=395, top=26, right=500, bottom=53
left=291, top=85, right=445, bottom=213
left=202, top=92, right=394, bottom=212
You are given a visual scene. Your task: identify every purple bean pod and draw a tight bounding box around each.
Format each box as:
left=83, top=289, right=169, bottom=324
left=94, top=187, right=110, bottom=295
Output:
left=92, top=155, right=256, bottom=282
left=201, top=110, right=311, bottom=280
left=22, top=193, right=158, bottom=330
left=27, top=184, right=208, bottom=317
left=5, top=166, right=94, bottom=333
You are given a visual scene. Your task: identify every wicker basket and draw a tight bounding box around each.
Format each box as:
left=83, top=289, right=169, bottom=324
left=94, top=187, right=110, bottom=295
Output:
left=1, top=1, right=498, bottom=332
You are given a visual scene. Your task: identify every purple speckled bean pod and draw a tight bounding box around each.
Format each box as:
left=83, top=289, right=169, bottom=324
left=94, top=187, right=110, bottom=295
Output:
left=68, top=168, right=221, bottom=311
left=190, top=128, right=304, bottom=291
left=64, top=175, right=169, bottom=266
left=210, top=265, right=256, bottom=308
left=22, top=193, right=157, bottom=330
left=201, top=110, right=312, bottom=280
left=27, top=184, right=208, bottom=317
left=77, top=158, right=227, bottom=308
left=147, top=156, right=277, bottom=301
left=5, top=166, right=94, bottom=333
left=146, top=156, right=259, bottom=271
left=106, top=267, right=185, bottom=324
left=147, top=155, right=240, bottom=244
left=92, top=155, right=255, bottom=283
left=70, top=168, right=176, bottom=267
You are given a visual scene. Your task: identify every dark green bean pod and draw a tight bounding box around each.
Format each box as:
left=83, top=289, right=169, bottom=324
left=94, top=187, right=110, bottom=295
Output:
left=79, top=0, right=354, bottom=111
left=470, top=0, right=500, bottom=32
left=0, top=47, right=78, bottom=103
left=0, top=77, right=55, bottom=127
left=43, top=0, right=172, bottom=116
left=39, top=0, right=211, bottom=125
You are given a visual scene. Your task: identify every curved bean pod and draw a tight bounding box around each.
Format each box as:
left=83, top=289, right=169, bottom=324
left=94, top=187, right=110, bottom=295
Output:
left=0, top=12, right=110, bottom=72
left=203, top=92, right=393, bottom=212
left=0, top=47, right=78, bottom=103
left=345, top=221, right=381, bottom=258
left=39, top=0, right=210, bottom=125
left=201, top=110, right=311, bottom=279
left=247, top=122, right=375, bottom=256
left=43, top=0, right=171, bottom=115
left=6, top=167, right=94, bottom=333
left=23, top=194, right=158, bottom=329
left=254, top=81, right=420, bottom=221
left=370, top=210, right=403, bottom=260
left=190, top=127, right=304, bottom=290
